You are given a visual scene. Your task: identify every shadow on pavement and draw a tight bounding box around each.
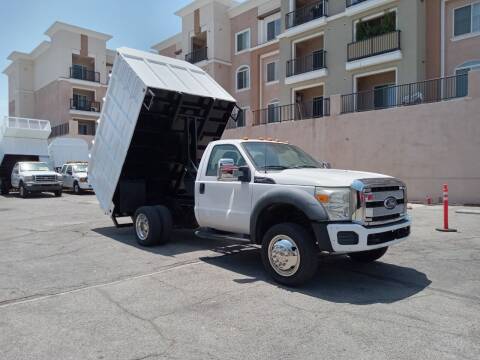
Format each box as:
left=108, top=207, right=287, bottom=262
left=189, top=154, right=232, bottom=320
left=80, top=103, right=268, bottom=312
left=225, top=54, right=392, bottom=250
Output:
left=93, top=226, right=431, bottom=305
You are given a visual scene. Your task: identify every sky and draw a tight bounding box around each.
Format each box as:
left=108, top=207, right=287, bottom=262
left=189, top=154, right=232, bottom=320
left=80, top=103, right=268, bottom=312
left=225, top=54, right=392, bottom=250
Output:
left=0, top=0, right=194, bottom=117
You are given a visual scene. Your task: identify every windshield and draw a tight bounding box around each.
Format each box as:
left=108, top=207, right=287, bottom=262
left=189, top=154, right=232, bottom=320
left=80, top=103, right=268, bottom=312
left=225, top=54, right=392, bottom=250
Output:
left=20, top=162, right=50, bottom=172
left=73, top=164, right=88, bottom=173
left=243, top=142, right=321, bottom=170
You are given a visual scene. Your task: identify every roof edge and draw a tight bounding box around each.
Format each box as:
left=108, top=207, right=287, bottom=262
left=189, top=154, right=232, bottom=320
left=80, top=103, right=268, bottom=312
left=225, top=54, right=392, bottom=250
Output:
left=45, top=21, right=112, bottom=41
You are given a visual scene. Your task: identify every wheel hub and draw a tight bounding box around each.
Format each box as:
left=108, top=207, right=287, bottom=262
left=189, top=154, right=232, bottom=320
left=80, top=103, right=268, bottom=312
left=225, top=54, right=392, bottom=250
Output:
left=135, top=213, right=149, bottom=240
left=268, top=235, right=300, bottom=277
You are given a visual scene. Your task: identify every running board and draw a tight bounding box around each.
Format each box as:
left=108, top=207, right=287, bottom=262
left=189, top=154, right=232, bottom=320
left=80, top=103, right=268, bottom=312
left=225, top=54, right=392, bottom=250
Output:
left=195, top=228, right=251, bottom=243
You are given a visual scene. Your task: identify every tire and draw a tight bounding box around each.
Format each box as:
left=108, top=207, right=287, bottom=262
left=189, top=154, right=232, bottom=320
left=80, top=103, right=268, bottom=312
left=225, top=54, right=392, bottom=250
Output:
left=54, top=189, right=62, bottom=197
left=348, top=247, right=388, bottom=263
left=134, top=206, right=162, bottom=247
left=19, top=182, right=28, bottom=198
left=261, top=223, right=318, bottom=287
left=154, top=205, right=173, bottom=244
left=0, top=179, right=9, bottom=195
left=73, top=182, right=81, bottom=194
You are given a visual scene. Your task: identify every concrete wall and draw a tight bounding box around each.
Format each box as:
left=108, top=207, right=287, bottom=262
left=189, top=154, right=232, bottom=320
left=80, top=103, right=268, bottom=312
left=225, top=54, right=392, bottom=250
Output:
left=223, top=70, right=480, bottom=204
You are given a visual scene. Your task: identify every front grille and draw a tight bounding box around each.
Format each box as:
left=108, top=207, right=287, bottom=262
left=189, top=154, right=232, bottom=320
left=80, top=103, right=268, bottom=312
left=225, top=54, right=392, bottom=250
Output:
left=354, top=178, right=407, bottom=226
left=34, top=175, right=56, bottom=183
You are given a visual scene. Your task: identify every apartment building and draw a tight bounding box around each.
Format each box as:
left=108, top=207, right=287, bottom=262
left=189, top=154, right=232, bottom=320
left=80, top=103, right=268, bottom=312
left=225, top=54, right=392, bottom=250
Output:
left=153, top=0, right=480, bottom=127
left=3, top=22, right=115, bottom=146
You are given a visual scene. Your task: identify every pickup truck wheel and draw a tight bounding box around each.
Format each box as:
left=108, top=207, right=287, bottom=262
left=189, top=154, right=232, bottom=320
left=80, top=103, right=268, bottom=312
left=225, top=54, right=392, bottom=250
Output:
left=54, top=189, right=62, bottom=197
left=348, top=247, right=388, bottom=263
left=19, top=183, right=27, bottom=198
left=73, top=182, right=81, bottom=194
left=261, top=223, right=318, bottom=287
left=154, top=205, right=172, bottom=244
left=134, top=206, right=162, bottom=247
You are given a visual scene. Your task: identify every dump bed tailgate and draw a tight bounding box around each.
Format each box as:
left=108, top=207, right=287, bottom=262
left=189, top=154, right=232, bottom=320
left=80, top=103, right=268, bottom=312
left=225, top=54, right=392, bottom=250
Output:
left=89, top=47, right=236, bottom=215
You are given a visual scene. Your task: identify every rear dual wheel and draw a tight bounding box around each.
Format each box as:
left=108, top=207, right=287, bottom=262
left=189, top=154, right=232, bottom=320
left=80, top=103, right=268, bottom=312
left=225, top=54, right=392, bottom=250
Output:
left=134, top=205, right=172, bottom=246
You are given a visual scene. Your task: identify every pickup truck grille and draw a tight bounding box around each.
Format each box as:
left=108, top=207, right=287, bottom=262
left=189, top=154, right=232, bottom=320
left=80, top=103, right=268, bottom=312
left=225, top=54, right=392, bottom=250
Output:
left=34, top=175, right=56, bottom=183
left=353, top=178, right=407, bottom=226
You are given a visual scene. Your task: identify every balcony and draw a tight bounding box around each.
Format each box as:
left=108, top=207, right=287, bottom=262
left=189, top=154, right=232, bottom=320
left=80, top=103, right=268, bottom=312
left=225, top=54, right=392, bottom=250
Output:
left=70, top=98, right=101, bottom=113
left=185, top=47, right=208, bottom=64
left=286, top=50, right=326, bottom=77
left=253, top=98, right=330, bottom=126
left=69, top=67, right=100, bottom=83
left=285, top=0, right=328, bottom=29
left=347, top=30, right=400, bottom=62
left=341, top=74, right=469, bottom=113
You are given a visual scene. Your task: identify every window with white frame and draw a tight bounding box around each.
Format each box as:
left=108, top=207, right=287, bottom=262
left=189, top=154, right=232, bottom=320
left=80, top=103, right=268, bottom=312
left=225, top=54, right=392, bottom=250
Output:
left=266, top=61, right=278, bottom=83
left=266, top=19, right=281, bottom=41
left=454, top=2, right=480, bottom=37
left=236, top=66, right=250, bottom=90
left=236, top=29, right=251, bottom=53
left=267, top=100, right=280, bottom=123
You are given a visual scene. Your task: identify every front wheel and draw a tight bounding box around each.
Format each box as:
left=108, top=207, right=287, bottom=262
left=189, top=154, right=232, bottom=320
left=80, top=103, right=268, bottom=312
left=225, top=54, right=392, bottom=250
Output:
left=54, top=189, right=62, bottom=197
left=348, top=247, right=388, bottom=263
left=73, top=182, right=81, bottom=194
left=261, top=223, right=318, bottom=287
left=19, top=183, right=28, bottom=198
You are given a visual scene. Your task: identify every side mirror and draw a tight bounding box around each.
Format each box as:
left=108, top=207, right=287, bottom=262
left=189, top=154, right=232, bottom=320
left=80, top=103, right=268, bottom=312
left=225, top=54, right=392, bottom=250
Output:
left=217, top=158, right=238, bottom=181
left=238, top=166, right=251, bottom=183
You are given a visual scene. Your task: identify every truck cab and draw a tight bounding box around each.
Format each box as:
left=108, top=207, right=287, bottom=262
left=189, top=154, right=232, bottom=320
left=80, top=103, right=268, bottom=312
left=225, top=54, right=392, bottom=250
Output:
left=11, top=161, right=63, bottom=198
left=193, top=139, right=411, bottom=285
left=61, top=162, right=92, bottom=194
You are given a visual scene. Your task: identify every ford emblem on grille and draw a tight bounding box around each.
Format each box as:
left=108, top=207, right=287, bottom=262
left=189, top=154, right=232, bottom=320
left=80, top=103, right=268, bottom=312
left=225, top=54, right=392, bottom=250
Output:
left=384, top=196, right=398, bottom=210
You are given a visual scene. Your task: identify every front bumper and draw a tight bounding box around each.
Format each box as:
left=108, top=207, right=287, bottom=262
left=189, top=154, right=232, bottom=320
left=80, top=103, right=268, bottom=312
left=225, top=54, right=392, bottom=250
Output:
left=78, top=181, right=93, bottom=190
left=25, top=182, right=62, bottom=192
left=313, top=217, right=411, bottom=253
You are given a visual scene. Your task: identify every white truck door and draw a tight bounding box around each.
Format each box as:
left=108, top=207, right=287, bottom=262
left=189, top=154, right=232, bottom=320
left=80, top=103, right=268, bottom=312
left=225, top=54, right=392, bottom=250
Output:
left=11, top=165, right=19, bottom=187
left=196, top=144, right=252, bottom=234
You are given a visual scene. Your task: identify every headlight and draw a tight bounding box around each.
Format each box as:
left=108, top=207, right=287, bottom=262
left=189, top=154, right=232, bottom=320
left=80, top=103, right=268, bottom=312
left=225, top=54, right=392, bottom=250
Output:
left=315, top=187, right=351, bottom=221
left=24, top=175, right=34, bottom=182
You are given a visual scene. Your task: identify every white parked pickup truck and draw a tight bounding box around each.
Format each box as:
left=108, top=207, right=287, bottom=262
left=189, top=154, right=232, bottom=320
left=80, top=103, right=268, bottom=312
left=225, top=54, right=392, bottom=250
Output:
left=11, top=161, right=63, bottom=198
left=90, top=48, right=410, bottom=286
left=60, top=162, right=92, bottom=194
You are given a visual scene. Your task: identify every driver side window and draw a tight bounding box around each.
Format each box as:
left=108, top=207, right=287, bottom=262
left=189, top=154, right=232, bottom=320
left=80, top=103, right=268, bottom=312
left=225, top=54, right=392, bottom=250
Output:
left=206, top=144, right=246, bottom=177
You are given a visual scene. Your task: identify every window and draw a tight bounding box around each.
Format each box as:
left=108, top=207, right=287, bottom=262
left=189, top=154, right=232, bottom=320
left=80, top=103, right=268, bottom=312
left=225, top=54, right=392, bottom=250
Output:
left=78, top=120, right=96, bottom=136
left=266, top=62, right=277, bottom=83
left=454, top=3, right=480, bottom=37
left=236, top=66, right=250, bottom=90
left=73, top=93, right=89, bottom=110
left=236, top=29, right=251, bottom=53
left=206, top=144, right=246, bottom=176
left=266, top=19, right=281, bottom=41
left=267, top=100, right=280, bottom=123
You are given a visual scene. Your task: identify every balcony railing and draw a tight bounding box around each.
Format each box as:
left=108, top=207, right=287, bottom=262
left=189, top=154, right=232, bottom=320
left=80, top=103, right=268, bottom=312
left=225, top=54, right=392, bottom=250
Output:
left=185, top=47, right=208, bottom=64
left=341, top=74, right=469, bottom=114
left=70, top=98, right=101, bottom=112
left=347, top=30, right=401, bottom=62
left=346, top=0, right=369, bottom=7
left=253, top=98, right=330, bottom=126
left=285, top=0, right=328, bottom=29
left=69, top=67, right=100, bottom=82
left=286, top=50, right=327, bottom=77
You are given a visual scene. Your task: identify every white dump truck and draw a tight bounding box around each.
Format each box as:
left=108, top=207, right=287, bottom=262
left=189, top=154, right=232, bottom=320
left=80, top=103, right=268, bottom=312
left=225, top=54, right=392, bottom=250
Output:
left=48, top=137, right=89, bottom=171
left=0, top=116, right=53, bottom=195
left=90, top=48, right=411, bottom=286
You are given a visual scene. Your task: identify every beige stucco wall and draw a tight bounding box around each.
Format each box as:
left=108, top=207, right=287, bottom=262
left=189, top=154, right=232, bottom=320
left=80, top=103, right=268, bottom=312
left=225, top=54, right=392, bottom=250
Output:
left=223, top=71, right=480, bottom=204
left=444, top=0, right=480, bottom=76
left=159, top=44, right=178, bottom=58
left=425, top=0, right=441, bottom=79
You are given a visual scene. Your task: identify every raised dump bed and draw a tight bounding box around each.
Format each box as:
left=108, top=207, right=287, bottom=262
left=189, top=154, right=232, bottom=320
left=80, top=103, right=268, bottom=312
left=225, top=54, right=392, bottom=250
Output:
left=89, top=47, right=237, bottom=226
left=0, top=116, right=52, bottom=193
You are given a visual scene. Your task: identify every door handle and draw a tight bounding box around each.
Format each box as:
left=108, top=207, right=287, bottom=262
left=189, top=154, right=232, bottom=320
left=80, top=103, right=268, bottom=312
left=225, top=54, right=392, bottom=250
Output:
left=199, top=183, right=205, bottom=194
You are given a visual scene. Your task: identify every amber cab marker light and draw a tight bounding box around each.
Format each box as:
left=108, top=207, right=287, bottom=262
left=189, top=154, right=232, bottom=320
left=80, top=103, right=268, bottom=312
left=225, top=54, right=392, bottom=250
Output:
left=315, top=193, right=330, bottom=203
